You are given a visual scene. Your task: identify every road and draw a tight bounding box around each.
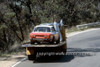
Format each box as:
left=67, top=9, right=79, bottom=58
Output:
left=14, top=28, right=100, bottom=67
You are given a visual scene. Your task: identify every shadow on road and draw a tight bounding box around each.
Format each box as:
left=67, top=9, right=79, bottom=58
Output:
left=32, top=47, right=98, bottom=63
left=33, top=55, right=74, bottom=63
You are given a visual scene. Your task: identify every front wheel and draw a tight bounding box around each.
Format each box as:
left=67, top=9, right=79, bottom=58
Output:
left=50, top=37, right=54, bottom=44
left=30, top=39, right=35, bottom=44
left=56, top=37, right=60, bottom=44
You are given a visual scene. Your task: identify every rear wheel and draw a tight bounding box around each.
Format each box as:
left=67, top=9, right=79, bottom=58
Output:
left=28, top=52, right=37, bottom=60
left=62, top=49, right=67, bottom=55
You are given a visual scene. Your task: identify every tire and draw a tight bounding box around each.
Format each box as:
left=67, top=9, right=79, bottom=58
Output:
left=56, top=37, right=60, bottom=44
left=30, top=39, right=35, bottom=44
left=28, top=51, right=37, bottom=60
left=50, top=37, right=54, bottom=44
left=63, top=49, right=66, bottom=55
left=28, top=53, right=36, bottom=60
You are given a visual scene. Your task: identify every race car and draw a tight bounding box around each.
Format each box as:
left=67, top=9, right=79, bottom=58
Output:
left=30, top=23, right=60, bottom=44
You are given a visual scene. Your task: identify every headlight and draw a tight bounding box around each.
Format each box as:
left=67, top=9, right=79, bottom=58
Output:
left=33, top=35, right=36, bottom=37
left=50, top=35, right=53, bottom=39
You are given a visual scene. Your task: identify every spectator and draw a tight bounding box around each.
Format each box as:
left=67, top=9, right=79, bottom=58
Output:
left=54, top=19, right=62, bottom=42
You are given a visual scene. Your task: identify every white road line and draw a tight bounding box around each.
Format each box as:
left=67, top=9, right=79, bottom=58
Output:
left=11, top=57, right=27, bottom=67
left=11, top=28, right=100, bottom=67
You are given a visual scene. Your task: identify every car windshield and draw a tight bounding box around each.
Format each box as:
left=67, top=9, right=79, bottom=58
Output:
left=34, top=27, right=51, bottom=32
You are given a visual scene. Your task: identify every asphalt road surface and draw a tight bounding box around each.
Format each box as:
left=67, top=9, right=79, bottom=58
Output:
left=14, top=28, right=100, bottom=67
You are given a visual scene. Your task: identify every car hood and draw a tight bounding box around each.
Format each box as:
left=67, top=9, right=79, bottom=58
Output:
left=30, top=32, right=52, bottom=36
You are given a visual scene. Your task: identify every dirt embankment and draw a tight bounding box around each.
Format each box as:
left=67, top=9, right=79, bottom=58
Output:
left=0, top=52, right=26, bottom=67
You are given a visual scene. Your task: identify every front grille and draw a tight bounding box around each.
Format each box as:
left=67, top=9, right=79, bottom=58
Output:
left=36, top=35, right=44, bottom=37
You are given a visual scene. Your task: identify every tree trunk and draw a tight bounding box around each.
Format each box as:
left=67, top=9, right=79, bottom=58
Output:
left=15, top=13, right=24, bottom=41
left=0, top=19, right=23, bottom=41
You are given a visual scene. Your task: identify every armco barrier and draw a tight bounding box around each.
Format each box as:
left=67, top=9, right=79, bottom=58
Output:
left=76, top=22, right=100, bottom=29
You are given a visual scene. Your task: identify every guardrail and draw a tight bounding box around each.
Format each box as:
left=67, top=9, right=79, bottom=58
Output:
left=76, top=22, right=100, bottom=29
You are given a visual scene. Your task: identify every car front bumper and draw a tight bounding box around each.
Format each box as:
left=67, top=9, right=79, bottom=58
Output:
left=31, top=38, right=52, bottom=42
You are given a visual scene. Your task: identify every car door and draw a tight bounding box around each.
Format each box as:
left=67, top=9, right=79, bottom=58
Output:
left=51, top=27, right=59, bottom=40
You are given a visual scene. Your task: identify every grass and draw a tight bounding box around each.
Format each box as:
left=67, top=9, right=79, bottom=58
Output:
left=66, top=26, right=84, bottom=33
left=0, top=51, right=15, bottom=57
left=67, top=26, right=80, bottom=33
left=0, top=53, right=11, bottom=57
left=0, top=36, right=27, bottom=57
left=66, top=25, right=100, bottom=33
left=0, top=47, right=25, bottom=57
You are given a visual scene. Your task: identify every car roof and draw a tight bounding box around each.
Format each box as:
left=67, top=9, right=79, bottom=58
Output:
left=39, top=23, right=54, bottom=26
left=35, top=25, right=53, bottom=28
left=35, top=23, right=54, bottom=28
